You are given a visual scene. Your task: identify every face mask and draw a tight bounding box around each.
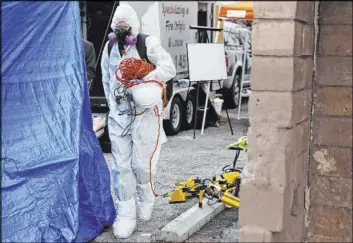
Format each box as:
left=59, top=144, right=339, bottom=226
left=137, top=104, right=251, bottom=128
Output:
left=115, top=27, right=131, bottom=44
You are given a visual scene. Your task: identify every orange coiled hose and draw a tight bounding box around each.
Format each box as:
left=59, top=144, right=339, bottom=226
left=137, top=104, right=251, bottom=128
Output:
left=115, top=58, right=167, bottom=106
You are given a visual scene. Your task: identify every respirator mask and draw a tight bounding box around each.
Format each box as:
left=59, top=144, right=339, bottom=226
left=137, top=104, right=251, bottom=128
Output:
left=111, top=26, right=137, bottom=46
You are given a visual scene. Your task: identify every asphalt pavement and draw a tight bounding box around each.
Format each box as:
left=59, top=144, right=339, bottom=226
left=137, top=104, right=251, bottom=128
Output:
left=92, top=102, right=249, bottom=243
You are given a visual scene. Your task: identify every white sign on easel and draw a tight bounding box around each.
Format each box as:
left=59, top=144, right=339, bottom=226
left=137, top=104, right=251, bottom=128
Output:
left=187, top=43, right=227, bottom=135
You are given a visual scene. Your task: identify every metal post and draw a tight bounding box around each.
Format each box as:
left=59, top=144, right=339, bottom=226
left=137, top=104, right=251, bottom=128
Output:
left=82, top=2, right=87, bottom=39
left=193, top=82, right=200, bottom=139
left=201, top=81, right=211, bottom=135
left=225, top=108, right=234, bottom=135
left=237, top=42, right=248, bottom=120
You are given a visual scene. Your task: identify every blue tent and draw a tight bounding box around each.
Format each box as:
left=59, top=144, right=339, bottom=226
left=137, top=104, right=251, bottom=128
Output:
left=1, top=2, right=116, bottom=242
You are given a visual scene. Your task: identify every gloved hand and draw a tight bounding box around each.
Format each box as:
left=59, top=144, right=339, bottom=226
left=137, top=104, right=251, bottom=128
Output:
left=115, top=94, right=123, bottom=104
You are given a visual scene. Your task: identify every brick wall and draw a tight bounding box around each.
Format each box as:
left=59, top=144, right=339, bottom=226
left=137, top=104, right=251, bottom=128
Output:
left=307, top=1, right=353, bottom=242
left=240, top=1, right=352, bottom=242
left=239, top=2, right=314, bottom=242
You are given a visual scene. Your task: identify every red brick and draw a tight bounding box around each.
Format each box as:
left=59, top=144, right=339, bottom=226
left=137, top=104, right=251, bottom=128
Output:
left=308, top=206, right=352, bottom=242
left=312, top=117, right=353, bottom=147
left=320, top=1, right=353, bottom=25
left=315, top=87, right=352, bottom=116
left=310, top=174, right=352, bottom=209
left=311, top=147, right=353, bottom=178
left=318, top=25, right=353, bottom=56
left=308, top=234, right=352, bottom=243
left=316, top=57, right=353, bottom=86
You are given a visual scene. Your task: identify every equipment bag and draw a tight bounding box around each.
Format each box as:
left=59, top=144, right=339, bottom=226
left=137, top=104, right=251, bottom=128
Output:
left=108, top=34, right=173, bottom=107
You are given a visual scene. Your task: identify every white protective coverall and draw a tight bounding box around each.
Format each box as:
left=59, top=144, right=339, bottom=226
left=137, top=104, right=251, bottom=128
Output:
left=101, top=4, right=176, bottom=239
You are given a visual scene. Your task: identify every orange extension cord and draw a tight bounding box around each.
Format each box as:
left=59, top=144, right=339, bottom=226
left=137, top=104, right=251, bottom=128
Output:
left=115, top=58, right=167, bottom=106
left=115, top=57, right=165, bottom=197
left=149, top=105, right=162, bottom=197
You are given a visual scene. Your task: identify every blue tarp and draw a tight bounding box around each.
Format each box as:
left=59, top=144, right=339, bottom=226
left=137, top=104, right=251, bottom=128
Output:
left=1, top=2, right=116, bottom=242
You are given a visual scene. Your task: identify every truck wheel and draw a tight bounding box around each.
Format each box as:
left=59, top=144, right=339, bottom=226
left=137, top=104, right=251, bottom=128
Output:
left=163, top=96, right=183, bottom=136
left=183, top=93, right=196, bottom=130
left=224, top=73, right=240, bottom=109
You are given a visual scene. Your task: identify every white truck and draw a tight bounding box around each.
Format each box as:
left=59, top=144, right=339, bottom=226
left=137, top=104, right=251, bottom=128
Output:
left=221, top=20, right=252, bottom=109
left=86, top=1, right=225, bottom=150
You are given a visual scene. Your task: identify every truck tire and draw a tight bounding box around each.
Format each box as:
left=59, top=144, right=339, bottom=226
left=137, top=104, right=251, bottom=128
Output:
left=224, top=73, right=240, bottom=109
left=183, top=93, right=196, bottom=130
left=163, top=96, right=183, bottom=136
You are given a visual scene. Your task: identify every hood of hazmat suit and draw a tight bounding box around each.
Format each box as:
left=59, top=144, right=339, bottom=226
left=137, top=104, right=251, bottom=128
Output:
left=101, top=3, right=176, bottom=239
left=105, top=4, right=176, bottom=109
left=111, top=4, right=167, bottom=108
left=111, top=4, right=140, bottom=36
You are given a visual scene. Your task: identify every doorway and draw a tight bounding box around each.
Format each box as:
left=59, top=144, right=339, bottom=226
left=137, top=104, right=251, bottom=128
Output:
left=86, top=1, right=118, bottom=98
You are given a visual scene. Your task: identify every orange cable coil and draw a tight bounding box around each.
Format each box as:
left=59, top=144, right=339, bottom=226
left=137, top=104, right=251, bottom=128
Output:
left=115, top=57, right=166, bottom=197
left=115, top=58, right=167, bottom=106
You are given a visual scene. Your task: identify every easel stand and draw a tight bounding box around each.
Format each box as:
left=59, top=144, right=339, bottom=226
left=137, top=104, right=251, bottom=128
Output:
left=192, top=80, right=234, bottom=139
left=193, top=82, right=200, bottom=139
left=186, top=41, right=232, bottom=139
left=218, top=80, right=234, bottom=136
left=200, top=81, right=210, bottom=136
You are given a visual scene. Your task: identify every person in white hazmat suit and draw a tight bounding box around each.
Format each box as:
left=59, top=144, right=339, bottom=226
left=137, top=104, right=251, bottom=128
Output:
left=100, top=4, right=176, bottom=239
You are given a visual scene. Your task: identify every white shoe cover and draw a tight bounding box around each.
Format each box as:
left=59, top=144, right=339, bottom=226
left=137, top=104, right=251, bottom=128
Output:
left=112, top=198, right=137, bottom=239
left=136, top=183, right=155, bottom=221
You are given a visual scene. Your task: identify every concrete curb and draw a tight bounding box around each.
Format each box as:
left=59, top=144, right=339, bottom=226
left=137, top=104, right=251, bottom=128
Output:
left=153, top=199, right=225, bottom=242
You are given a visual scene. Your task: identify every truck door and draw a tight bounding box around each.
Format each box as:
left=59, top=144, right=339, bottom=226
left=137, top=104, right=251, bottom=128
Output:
left=86, top=1, right=118, bottom=113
